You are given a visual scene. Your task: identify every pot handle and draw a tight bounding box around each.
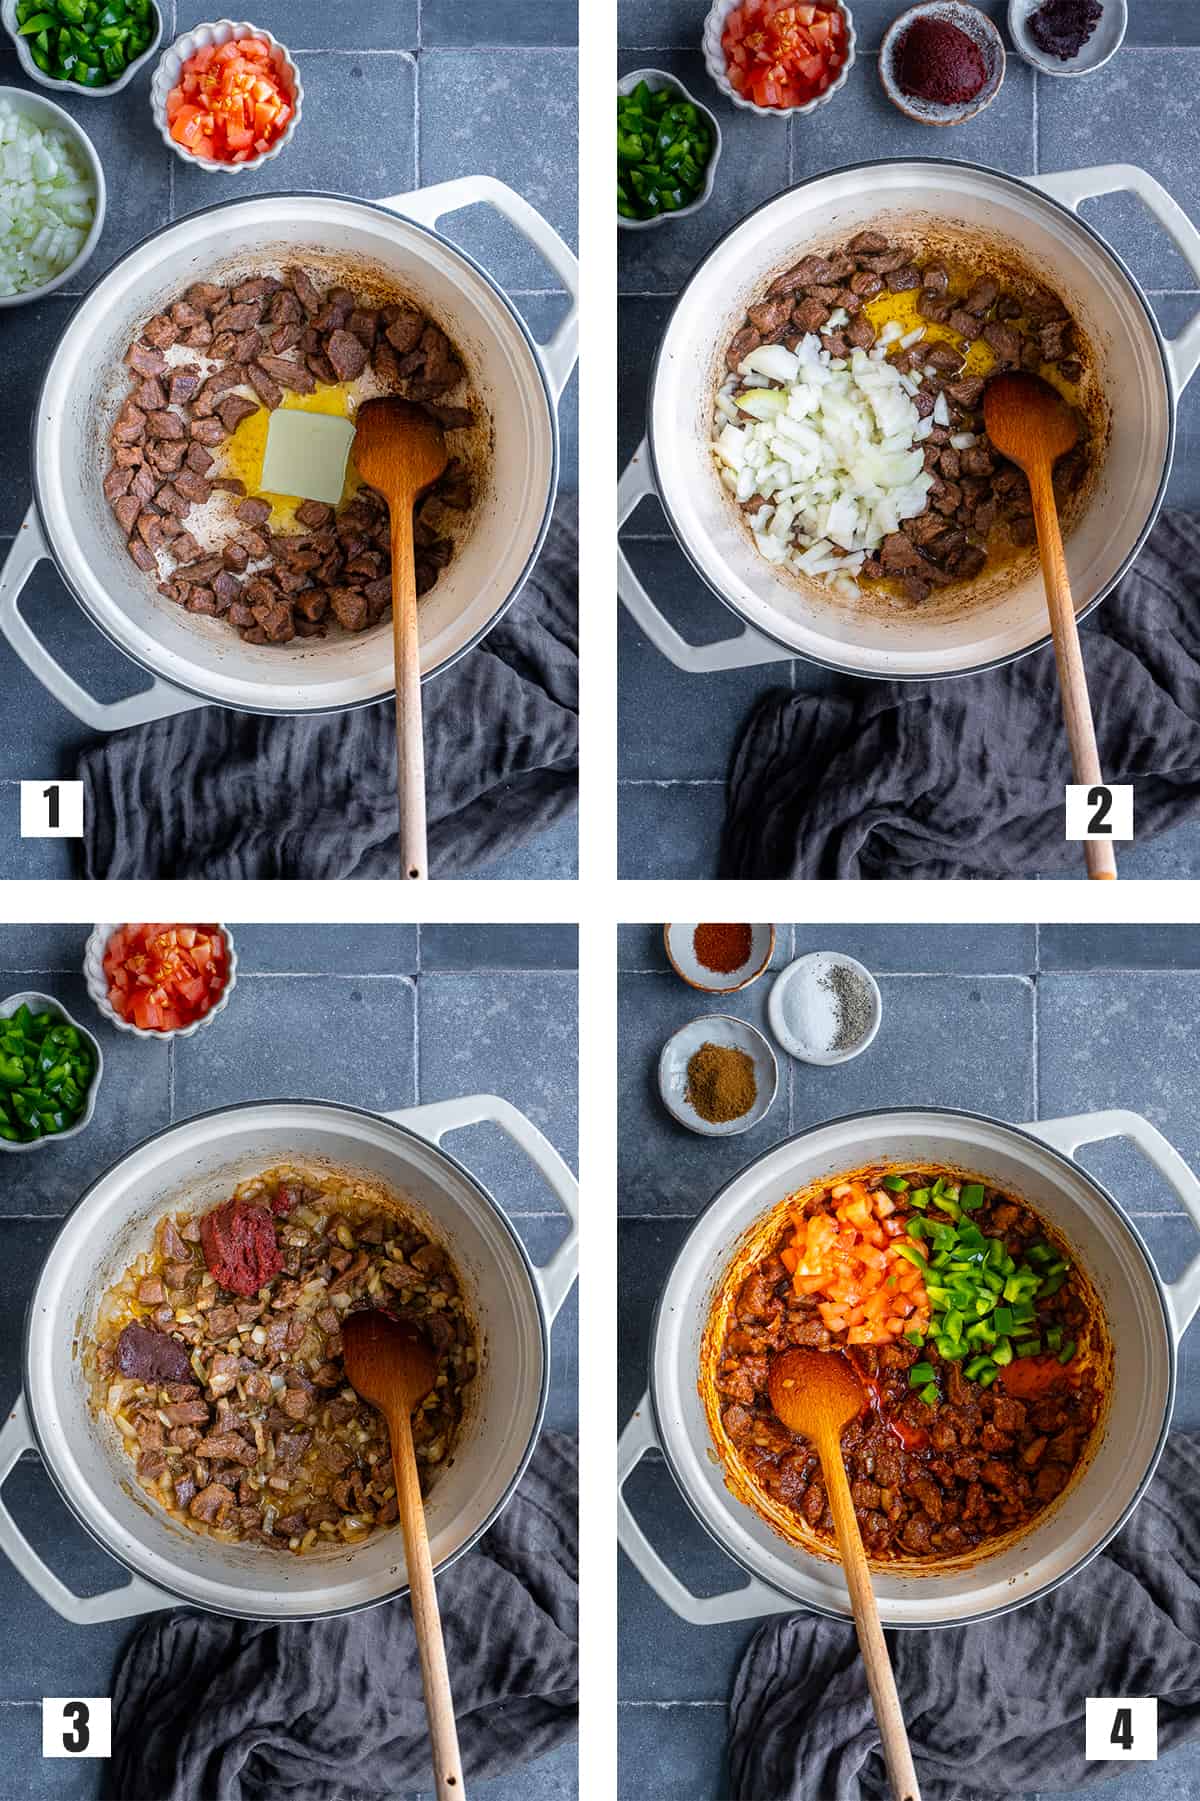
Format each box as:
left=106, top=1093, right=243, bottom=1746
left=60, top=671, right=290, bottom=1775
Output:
left=377, top=176, right=578, bottom=402
left=386, top=1094, right=578, bottom=1322
left=0, top=509, right=207, bottom=733
left=1024, top=1109, right=1200, bottom=1340
left=0, top=1395, right=174, bottom=1624
left=1029, top=165, right=1200, bottom=395
left=618, top=442, right=794, bottom=673
left=617, top=1395, right=794, bottom=1625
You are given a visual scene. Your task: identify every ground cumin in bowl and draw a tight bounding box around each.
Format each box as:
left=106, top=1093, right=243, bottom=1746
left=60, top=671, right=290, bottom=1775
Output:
left=686, top=1041, right=757, bottom=1123
left=658, top=1014, right=778, bottom=1137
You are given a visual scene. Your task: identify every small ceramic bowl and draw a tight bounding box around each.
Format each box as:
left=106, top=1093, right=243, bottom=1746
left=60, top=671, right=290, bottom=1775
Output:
left=0, top=86, right=106, bottom=307
left=1008, top=0, right=1126, bottom=77
left=658, top=1014, right=778, bottom=1138
left=663, top=924, right=774, bottom=995
left=702, top=0, right=856, bottom=119
left=880, top=2, right=1005, bottom=126
left=84, top=924, right=238, bottom=1041
left=617, top=67, right=722, bottom=231
left=0, top=990, right=103, bottom=1152
left=768, top=952, right=882, bottom=1066
left=2, top=0, right=162, bottom=96
left=150, top=19, right=302, bottom=173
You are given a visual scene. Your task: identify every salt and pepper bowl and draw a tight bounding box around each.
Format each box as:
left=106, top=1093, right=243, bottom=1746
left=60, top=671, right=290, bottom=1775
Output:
left=768, top=953, right=883, bottom=1067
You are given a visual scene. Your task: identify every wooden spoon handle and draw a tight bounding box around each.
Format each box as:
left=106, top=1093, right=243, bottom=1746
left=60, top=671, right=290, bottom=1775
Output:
left=819, top=1432, right=921, bottom=1801
left=389, top=1406, right=465, bottom=1798
left=1028, top=464, right=1117, bottom=881
left=390, top=512, right=428, bottom=881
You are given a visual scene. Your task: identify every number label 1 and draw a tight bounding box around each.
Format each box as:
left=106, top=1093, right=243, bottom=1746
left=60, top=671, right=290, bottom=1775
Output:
left=1065, top=784, right=1133, bottom=842
left=41, top=1698, right=111, bottom=1758
left=1085, top=1697, right=1157, bottom=1762
left=20, top=780, right=84, bottom=839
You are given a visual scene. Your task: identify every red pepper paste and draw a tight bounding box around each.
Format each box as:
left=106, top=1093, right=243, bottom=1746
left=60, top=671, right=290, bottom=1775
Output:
left=693, top=922, right=754, bottom=975
left=896, top=15, right=987, bottom=105
left=200, top=1196, right=283, bottom=1297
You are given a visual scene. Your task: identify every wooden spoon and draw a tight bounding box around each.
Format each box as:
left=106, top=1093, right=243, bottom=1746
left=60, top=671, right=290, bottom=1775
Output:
left=769, top=1348, right=921, bottom=1801
left=341, top=1310, right=465, bottom=1798
left=353, top=398, right=449, bottom=881
left=983, top=371, right=1117, bottom=880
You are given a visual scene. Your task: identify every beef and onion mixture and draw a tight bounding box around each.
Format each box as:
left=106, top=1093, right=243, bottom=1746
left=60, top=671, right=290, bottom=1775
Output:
left=87, top=1168, right=476, bottom=1551
left=714, top=229, right=1094, bottom=606
left=709, top=1167, right=1106, bottom=1561
left=103, top=266, right=477, bottom=644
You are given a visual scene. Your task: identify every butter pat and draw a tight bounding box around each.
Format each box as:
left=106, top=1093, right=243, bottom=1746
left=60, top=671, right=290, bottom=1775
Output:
left=260, top=409, right=356, bottom=506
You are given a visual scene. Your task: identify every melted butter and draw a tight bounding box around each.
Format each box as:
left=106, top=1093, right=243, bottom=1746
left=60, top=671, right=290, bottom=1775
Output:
left=218, top=386, right=363, bottom=531
left=862, top=276, right=1084, bottom=407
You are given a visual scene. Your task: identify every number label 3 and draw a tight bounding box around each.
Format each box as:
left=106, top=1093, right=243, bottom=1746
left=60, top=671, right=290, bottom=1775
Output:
left=1066, top=784, right=1133, bottom=842
left=1085, top=1697, right=1157, bottom=1762
left=41, top=1697, right=111, bottom=1758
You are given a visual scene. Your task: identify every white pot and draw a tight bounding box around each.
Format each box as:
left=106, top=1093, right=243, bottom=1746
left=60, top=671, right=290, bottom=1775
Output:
left=618, top=1106, right=1200, bottom=1628
left=0, top=1094, right=577, bottom=1623
left=618, top=160, right=1200, bottom=680
left=0, top=178, right=577, bottom=728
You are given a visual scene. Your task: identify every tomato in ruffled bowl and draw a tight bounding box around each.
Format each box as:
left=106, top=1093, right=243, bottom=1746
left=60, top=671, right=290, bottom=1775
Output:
left=150, top=20, right=301, bottom=171
left=703, top=0, right=856, bottom=115
left=85, top=923, right=237, bottom=1039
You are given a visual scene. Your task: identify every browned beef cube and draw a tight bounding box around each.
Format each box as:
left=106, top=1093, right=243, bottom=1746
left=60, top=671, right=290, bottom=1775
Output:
left=746, top=296, right=792, bottom=336
left=294, top=499, right=333, bottom=529
left=227, top=601, right=257, bottom=627
left=186, top=282, right=225, bottom=312
left=254, top=354, right=316, bottom=394
left=219, top=300, right=265, bottom=333
left=113, top=445, right=144, bottom=468
left=232, top=276, right=275, bottom=304
left=792, top=296, right=830, bottom=334
left=169, top=367, right=202, bottom=406
left=879, top=532, right=924, bottom=572
left=186, top=586, right=221, bottom=615
left=131, top=375, right=167, bottom=412
left=174, top=469, right=212, bottom=505
left=927, top=344, right=963, bottom=372
left=146, top=409, right=185, bottom=441
left=241, top=528, right=270, bottom=559
left=209, top=330, right=238, bottom=361
left=885, top=265, right=921, bottom=292
left=182, top=321, right=214, bottom=349
left=848, top=230, right=888, bottom=254
left=946, top=376, right=985, bottom=408
left=130, top=464, right=158, bottom=503
left=846, top=316, right=875, bottom=351
left=185, top=441, right=214, bottom=475
left=128, top=538, right=157, bottom=572
left=347, top=308, right=378, bottom=346
left=222, top=541, right=250, bottom=572
left=415, top=322, right=460, bottom=393
left=171, top=531, right=201, bottom=563
left=141, top=314, right=178, bottom=350
left=295, top=587, right=329, bottom=622
left=252, top=599, right=296, bottom=642
left=325, top=328, right=368, bottom=382
left=111, top=401, right=147, bottom=446
left=1038, top=319, right=1072, bottom=362
left=156, top=483, right=190, bottom=517
left=148, top=439, right=187, bottom=474
left=171, top=300, right=205, bottom=329
left=266, top=288, right=303, bottom=326
left=211, top=477, right=247, bottom=495
left=240, top=625, right=270, bottom=643
left=233, top=329, right=264, bottom=364
left=113, top=493, right=141, bottom=533
left=248, top=362, right=283, bottom=409
left=948, top=308, right=983, bottom=341
left=306, top=354, right=337, bottom=386
left=125, top=341, right=166, bottom=378
left=287, top=265, right=323, bottom=315
left=381, top=303, right=422, bottom=353
left=983, top=321, right=1022, bottom=363
left=212, top=572, right=241, bottom=609
left=329, top=587, right=369, bottom=631
left=190, top=417, right=226, bottom=446
left=177, top=553, right=224, bottom=583
left=218, top=395, right=258, bottom=434
left=269, top=322, right=305, bottom=355
left=104, top=467, right=133, bottom=504
left=237, top=496, right=272, bottom=528
left=364, top=576, right=392, bottom=616
left=964, top=277, right=999, bottom=315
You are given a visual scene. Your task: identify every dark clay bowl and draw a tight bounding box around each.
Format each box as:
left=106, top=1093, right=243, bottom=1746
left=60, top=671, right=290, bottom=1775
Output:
left=880, top=1, right=1005, bottom=126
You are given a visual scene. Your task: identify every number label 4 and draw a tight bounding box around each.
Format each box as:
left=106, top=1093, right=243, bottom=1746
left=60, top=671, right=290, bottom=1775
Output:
left=1085, top=1697, right=1157, bottom=1762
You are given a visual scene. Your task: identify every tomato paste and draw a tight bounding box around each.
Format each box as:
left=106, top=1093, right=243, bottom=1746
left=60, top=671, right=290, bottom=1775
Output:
left=896, top=16, right=987, bottom=105
left=200, top=1196, right=283, bottom=1296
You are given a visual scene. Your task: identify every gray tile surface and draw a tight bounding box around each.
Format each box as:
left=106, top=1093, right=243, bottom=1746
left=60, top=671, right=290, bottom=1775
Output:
left=618, top=924, right=1200, bottom=1795
left=0, top=923, right=577, bottom=1798
left=617, top=4, right=1200, bottom=879
left=0, top=4, right=577, bottom=882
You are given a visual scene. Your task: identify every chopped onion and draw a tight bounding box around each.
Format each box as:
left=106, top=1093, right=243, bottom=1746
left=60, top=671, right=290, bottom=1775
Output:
left=933, top=391, right=950, bottom=428
left=0, top=100, right=95, bottom=296
left=899, top=326, right=926, bottom=349
left=949, top=431, right=978, bottom=450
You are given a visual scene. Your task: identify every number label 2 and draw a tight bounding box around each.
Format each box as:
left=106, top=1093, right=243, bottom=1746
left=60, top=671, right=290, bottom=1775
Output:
left=1065, top=785, right=1133, bottom=843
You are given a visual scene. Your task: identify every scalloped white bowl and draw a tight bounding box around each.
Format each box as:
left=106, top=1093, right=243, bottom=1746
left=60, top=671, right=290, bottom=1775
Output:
left=84, top=924, right=238, bottom=1041
left=617, top=68, right=723, bottom=231
left=2, top=0, right=162, bottom=97
left=702, top=0, right=856, bottom=118
left=150, top=18, right=302, bottom=173
left=0, top=86, right=106, bottom=307
left=0, top=990, right=103, bottom=1151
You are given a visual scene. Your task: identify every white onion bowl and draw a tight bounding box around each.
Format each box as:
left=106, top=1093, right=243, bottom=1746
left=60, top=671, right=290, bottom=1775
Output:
left=0, top=85, right=105, bottom=306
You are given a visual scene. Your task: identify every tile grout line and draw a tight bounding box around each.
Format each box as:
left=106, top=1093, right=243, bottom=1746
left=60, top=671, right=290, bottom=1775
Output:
left=413, top=965, right=422, bottom=1105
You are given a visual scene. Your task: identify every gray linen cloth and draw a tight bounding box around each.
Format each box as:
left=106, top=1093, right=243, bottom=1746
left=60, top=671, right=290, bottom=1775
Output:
left=79, top=500, right=577, bottom=880
left=720, top=510, right=1200, bottom=880
left=105, top=1432, right=577, bottom=1801
left=729, top=1432, right=1200, bottom=1800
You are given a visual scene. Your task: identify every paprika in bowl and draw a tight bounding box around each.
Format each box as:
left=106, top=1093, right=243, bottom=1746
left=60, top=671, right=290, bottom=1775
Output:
left=664, top=923, right=775, bottom=994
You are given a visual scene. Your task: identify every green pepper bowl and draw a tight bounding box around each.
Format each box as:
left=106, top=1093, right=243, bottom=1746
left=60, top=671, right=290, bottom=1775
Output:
left=0, top=991, right=103, bottom=1152
left=2, top=0, right=163, bottom=97
left=617, top=67, right=723, bottom=232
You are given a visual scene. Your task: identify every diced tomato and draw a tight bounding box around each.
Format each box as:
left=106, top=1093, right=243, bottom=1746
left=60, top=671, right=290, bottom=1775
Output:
left=164, top=37, right=294, bottom=164
left=722, top=0, right=844, bottom=107
left=104, top=924, right=229, bottom=1032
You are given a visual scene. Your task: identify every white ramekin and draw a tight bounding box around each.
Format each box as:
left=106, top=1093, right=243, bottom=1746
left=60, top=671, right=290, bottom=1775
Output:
left=149, top=18, right=302, bottom=173
left=0, top=86, right=106, bottom=307
left=702, top=0, right=856, bottom=118
left=84, top=925, right=238, bottom=1041
left=617, top=68, right=723, bottom=232
left=1, top=0, right=162, bottom=97
left=0, top=990, right=103, bottom=1152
